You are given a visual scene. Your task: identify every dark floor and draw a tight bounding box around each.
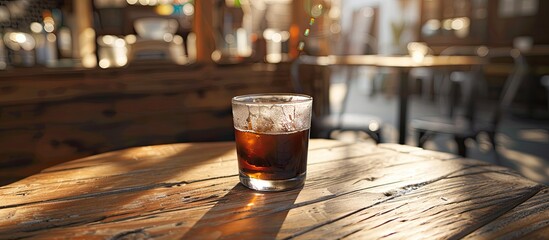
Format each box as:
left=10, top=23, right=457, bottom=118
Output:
left=328, top=67, right=549, bottom=184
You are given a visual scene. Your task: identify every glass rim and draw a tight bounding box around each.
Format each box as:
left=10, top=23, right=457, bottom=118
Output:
left=232, top=93, right=312, bottom=105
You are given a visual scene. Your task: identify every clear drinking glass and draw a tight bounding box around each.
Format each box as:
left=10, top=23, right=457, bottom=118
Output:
left=232, top=93, right=313, bottom=191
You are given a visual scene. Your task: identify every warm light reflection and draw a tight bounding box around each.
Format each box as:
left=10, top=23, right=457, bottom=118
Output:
left=44, top=23, right=54, bottom=33
left=451, top=18, right=464, bottom=30
left=82, top=55, right=96, bottom=68
left=102, top=35, right=115, bottom=45
left=452, top=17, right=470, bottom=38
left=126, top=0, right=194, bottom=6
left=183, top=3, right=194, bottom=16
left=437, top=17, right=470, bottom=38
left=407, top=42, right=430, bottom=63
left=310, top=4, right=323, bottom=17
left=211, top=50, right=222, bottom=62
left=264, top=29, right=290, bottom=63
left=98, top=35, right=128, bottom=68
left=114, top=38, right=126, bottom=47
left=330, top=23, right=341, bottom=34
left=35, top=143, right=236, bottom=212
left=99, top=58, right=111, bottom=68
left=163, top=33, right=174, bottom=42
left=426, top=19, right=440, bottom=30
left=247, top=178, right=275, bottom=190
left=329, top=5, right=340, bottom=18
left=422, top=19, right=440, bottom=37
left=125, top=34, right=137, bottom=44
left=411, top=52, right=425, bottom=63
left=263, top=29, right=275, bottom=40
left=360, top=7, right=374, bottom=18
left=30, top=22, right=42, bottom=33
left=518, top=129, right=549, bottom=143
left=155, top=4, right=174, bottom=15
left=4, top=32, right=36, bottom=51
left=44, top=16, right=55, bottom=33
left=271, top=32, right=282, bottom=43
left=80, top=28, right=97, bottom=68
left=236, top=28, right=251, bottom=57
left=368, top=122, right=380, bottom=132
left=46, top=33, right=56, bottom=42
left=173, top=35, right=183, bottom=44
left=187, top=32, right=197, bottom=62
left=499, top=147, right=547, bottom=183
left=442, top=19, right=453, bottom=30
left=58, top=28, right=72, bottom=57
left=13, top=33, right=26, bottom=43
left=245, top=193, right=261, bottom=209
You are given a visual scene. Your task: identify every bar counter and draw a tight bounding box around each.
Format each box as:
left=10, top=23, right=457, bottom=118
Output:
left=0, top=62, right=293, bottom=185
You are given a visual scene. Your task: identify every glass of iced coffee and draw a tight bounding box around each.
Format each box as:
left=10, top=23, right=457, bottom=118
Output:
left=232, top=93, right=313, bottom=191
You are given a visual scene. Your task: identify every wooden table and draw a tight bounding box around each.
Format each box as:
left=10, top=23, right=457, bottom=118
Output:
left=1, top=139, right=547, bottom=239
left=297, top=55, right=485, bottom=144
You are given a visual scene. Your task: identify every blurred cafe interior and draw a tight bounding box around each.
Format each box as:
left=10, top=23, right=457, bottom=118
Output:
left=0, top=0, right=548, bottom=185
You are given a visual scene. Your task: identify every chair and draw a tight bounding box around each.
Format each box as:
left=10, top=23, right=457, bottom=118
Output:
left=436, top=46, right=488, bottom=117
left=291, top=56, right=383, bottom=143
left=411, top=48, right=528, bottom=161
left=541, top=75, right=549, bottom=111
left=288, top=6, right=383, bottom=143
left=407, top=42, right=436, bottom=100
left=338, top=6, right=380, bottom=97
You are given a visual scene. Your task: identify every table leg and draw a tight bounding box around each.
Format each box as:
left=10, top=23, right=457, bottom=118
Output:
left=398, top=69, right=409, bottom=145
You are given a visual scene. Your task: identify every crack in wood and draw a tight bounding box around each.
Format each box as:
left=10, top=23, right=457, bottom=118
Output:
left=40, top=165, right=91, bottom=174
left=18, top=216, right=107, bottom=234
left=445, top=168, right=521, bottom=179
left=110, top=228, right=150, bottom=240
left=380, top=231, right=398, bottom=238
left=340, top=228, right=362, bottom=239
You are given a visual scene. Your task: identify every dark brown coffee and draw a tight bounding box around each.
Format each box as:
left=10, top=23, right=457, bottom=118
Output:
left=235, top=129, right=309, bottom=180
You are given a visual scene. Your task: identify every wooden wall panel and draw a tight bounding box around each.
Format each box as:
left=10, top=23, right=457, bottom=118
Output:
left=0, top=63, right=293, bottom=185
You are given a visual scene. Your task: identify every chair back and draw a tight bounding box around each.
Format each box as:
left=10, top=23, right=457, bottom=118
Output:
left=437, top=46, right=487, bottom=120
left=340, top=7, right=378, bottom=55
left=435, top=47, right=527, bottom=129
left=486, top=48, right=528, bottom=127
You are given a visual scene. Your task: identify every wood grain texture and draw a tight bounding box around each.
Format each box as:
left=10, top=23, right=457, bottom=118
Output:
left=0, top=139, right=544, bottom=239
left=464, top=187, right=549, bottom=239
left=0, top=63, right=293, bottom=185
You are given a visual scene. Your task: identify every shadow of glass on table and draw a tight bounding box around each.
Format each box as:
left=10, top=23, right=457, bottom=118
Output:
left=182, top=183, right=302, bottom=239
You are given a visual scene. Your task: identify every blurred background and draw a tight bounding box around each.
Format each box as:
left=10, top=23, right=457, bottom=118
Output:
left=0, top=0, right=548, bottom=185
